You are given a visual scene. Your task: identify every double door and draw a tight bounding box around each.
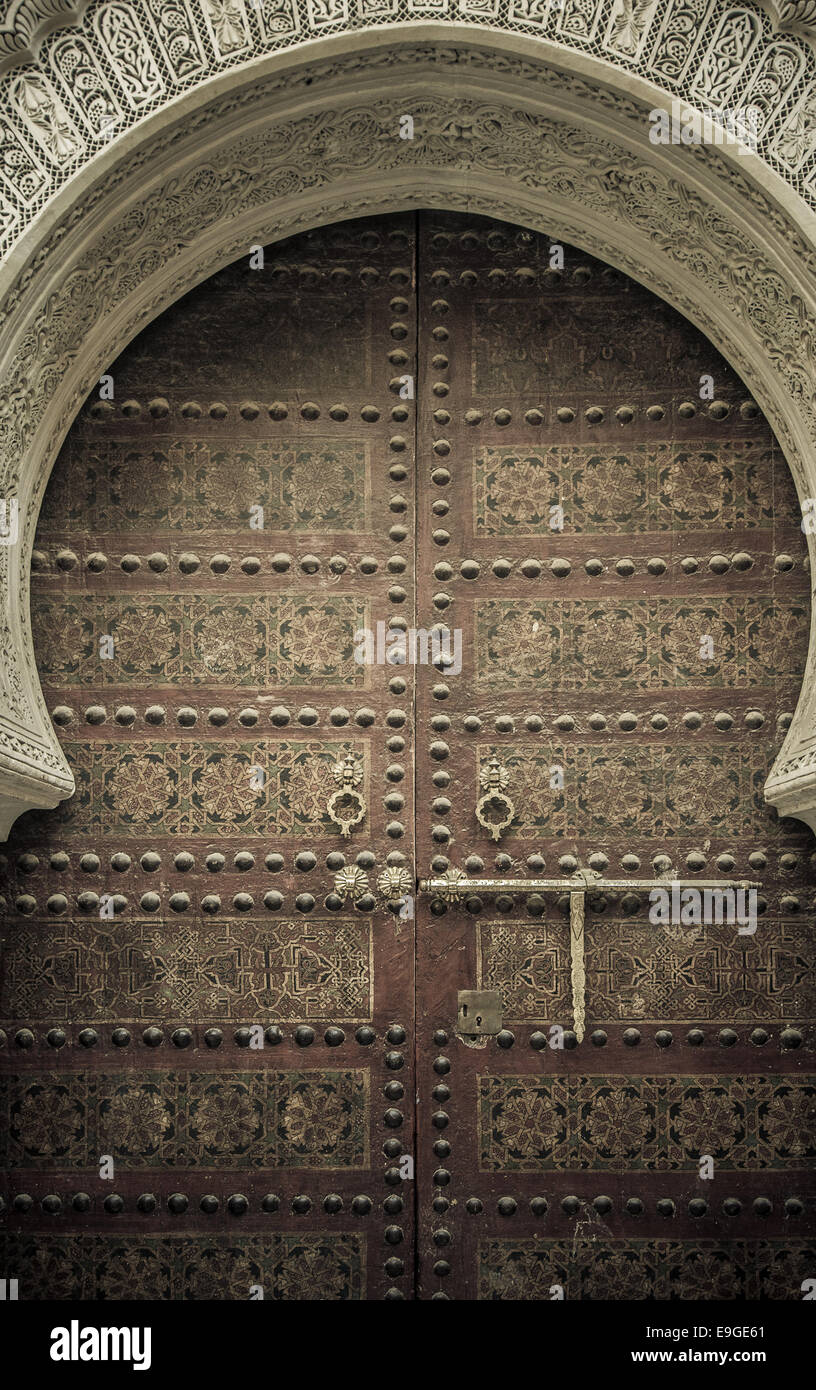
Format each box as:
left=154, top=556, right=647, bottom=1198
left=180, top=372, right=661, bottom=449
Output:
left=2, top=211, right=811, bottom=1301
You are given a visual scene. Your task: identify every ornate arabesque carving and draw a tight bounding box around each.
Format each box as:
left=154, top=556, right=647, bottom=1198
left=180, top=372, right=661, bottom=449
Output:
left=0, top=39, right=816, bottom=835
left=761, top=2, right=816, bottom=38
left=0, top=2, right=813, bottom=235
left=0, top=3, right=88, bottom=71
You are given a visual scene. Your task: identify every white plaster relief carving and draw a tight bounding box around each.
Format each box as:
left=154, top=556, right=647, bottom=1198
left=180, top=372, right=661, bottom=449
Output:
left=199, top=0, right=252, bottom=58
left=693, top=9, right=761, bottom=106
left=760, top=2, right=816, bottom=37
left=0, top=0, right=812, bottom=260
left=0, top=109, right=46, bottom=202
left=253, top=0, right=300, bottom=39
left=605, top=0, right=661, bottom=62
left=50, top=34, right=123, bottom=139
left=145, top=0, right=207, bottom=80
left=10, top=70, right=81, bottom=161
left=94, top=2, right=165, bottom=107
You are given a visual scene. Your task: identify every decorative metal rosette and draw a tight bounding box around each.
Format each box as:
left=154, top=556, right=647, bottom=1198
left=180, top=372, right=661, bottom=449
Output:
left=333, top=865, right=369, bottom=901
left=376, top=865, right=413, bottom=901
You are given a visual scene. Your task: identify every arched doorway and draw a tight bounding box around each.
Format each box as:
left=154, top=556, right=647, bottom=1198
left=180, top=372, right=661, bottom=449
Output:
left=1, top=212, right=813, bottom=1300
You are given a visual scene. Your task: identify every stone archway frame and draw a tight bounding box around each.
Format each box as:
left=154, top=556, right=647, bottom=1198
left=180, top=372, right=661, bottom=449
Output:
left=1, top=34, right=815, bottom=837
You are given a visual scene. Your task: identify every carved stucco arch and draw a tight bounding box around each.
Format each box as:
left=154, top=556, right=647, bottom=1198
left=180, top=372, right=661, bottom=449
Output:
left=0, top=1, right=814, bottom=237
left=1, top=34, right=816, bottom=836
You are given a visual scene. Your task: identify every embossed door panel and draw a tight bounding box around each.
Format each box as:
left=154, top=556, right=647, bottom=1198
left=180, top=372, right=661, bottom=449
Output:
left=0, top=217, right=417, bottom=1301
left=2, top=211, right=815, bottom=1304
left=414, top=214, right=815, bottom=1300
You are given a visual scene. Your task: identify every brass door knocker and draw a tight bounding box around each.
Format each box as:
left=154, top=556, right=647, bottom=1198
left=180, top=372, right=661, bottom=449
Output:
left=475, top=755, right=515, bottom=841
left=327, top=752, right=366, bottom=837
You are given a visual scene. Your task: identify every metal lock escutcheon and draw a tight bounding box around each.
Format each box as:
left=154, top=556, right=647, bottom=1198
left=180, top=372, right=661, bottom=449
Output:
left=456, top=990, right=502, bottom=1037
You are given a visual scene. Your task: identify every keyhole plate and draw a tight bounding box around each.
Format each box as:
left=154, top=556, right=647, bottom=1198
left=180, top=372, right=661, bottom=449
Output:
left=456, top=990, right=502, bottom=1037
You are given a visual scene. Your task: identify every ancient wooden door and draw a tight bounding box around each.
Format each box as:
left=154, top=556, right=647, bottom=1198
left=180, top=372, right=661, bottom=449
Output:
left=412, top=216, right=813, bottom=1301
left=1, top=212, right=813, bottom=1302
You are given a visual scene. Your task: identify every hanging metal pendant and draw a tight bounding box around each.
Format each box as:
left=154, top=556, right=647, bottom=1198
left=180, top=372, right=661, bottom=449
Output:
left=327, top=752, right=367, bottom=837
left=475, top=754, right=515, bottom=840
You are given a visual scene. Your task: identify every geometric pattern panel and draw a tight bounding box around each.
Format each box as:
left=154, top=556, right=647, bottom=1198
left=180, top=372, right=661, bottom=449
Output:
left=0, top=1234, right=366, bottom=1301
left=477, top=743, right=780, bottom=838
left=471, top=298, right=758, bottom=397
left=473, top=442, right=785, bottom=535
left=36, top=740, right=366, bottom=837
left=40, top=438, right=371, bottom=534
left=477, top=918, right=816, bottom=1024
left=0, top=919, right=374, bottom=1023
left=475, top=598, right=809, bottom=690
left=32, top=594, right=369, bottom=688
left=477, top=1240, right=816, bottom=1301
left=1, top=1070, right=370, bottom=1170
left=478, top=1075, right=816, bottom=1171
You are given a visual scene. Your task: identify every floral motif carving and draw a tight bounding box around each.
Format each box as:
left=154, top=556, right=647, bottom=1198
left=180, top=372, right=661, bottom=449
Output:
left=93, top=3, right=164, bottom=107
left=1, top=1069, right=370, bottom=1168
left=10, top=71, right=80, bottom=161
left=476, top=597, right=808, bottom=689
left=478, top=1075, right=816, bottom=1170
left=478, top=1239, right=816, bottom=1300
left=0, top=1233, right=365, bottom=1299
